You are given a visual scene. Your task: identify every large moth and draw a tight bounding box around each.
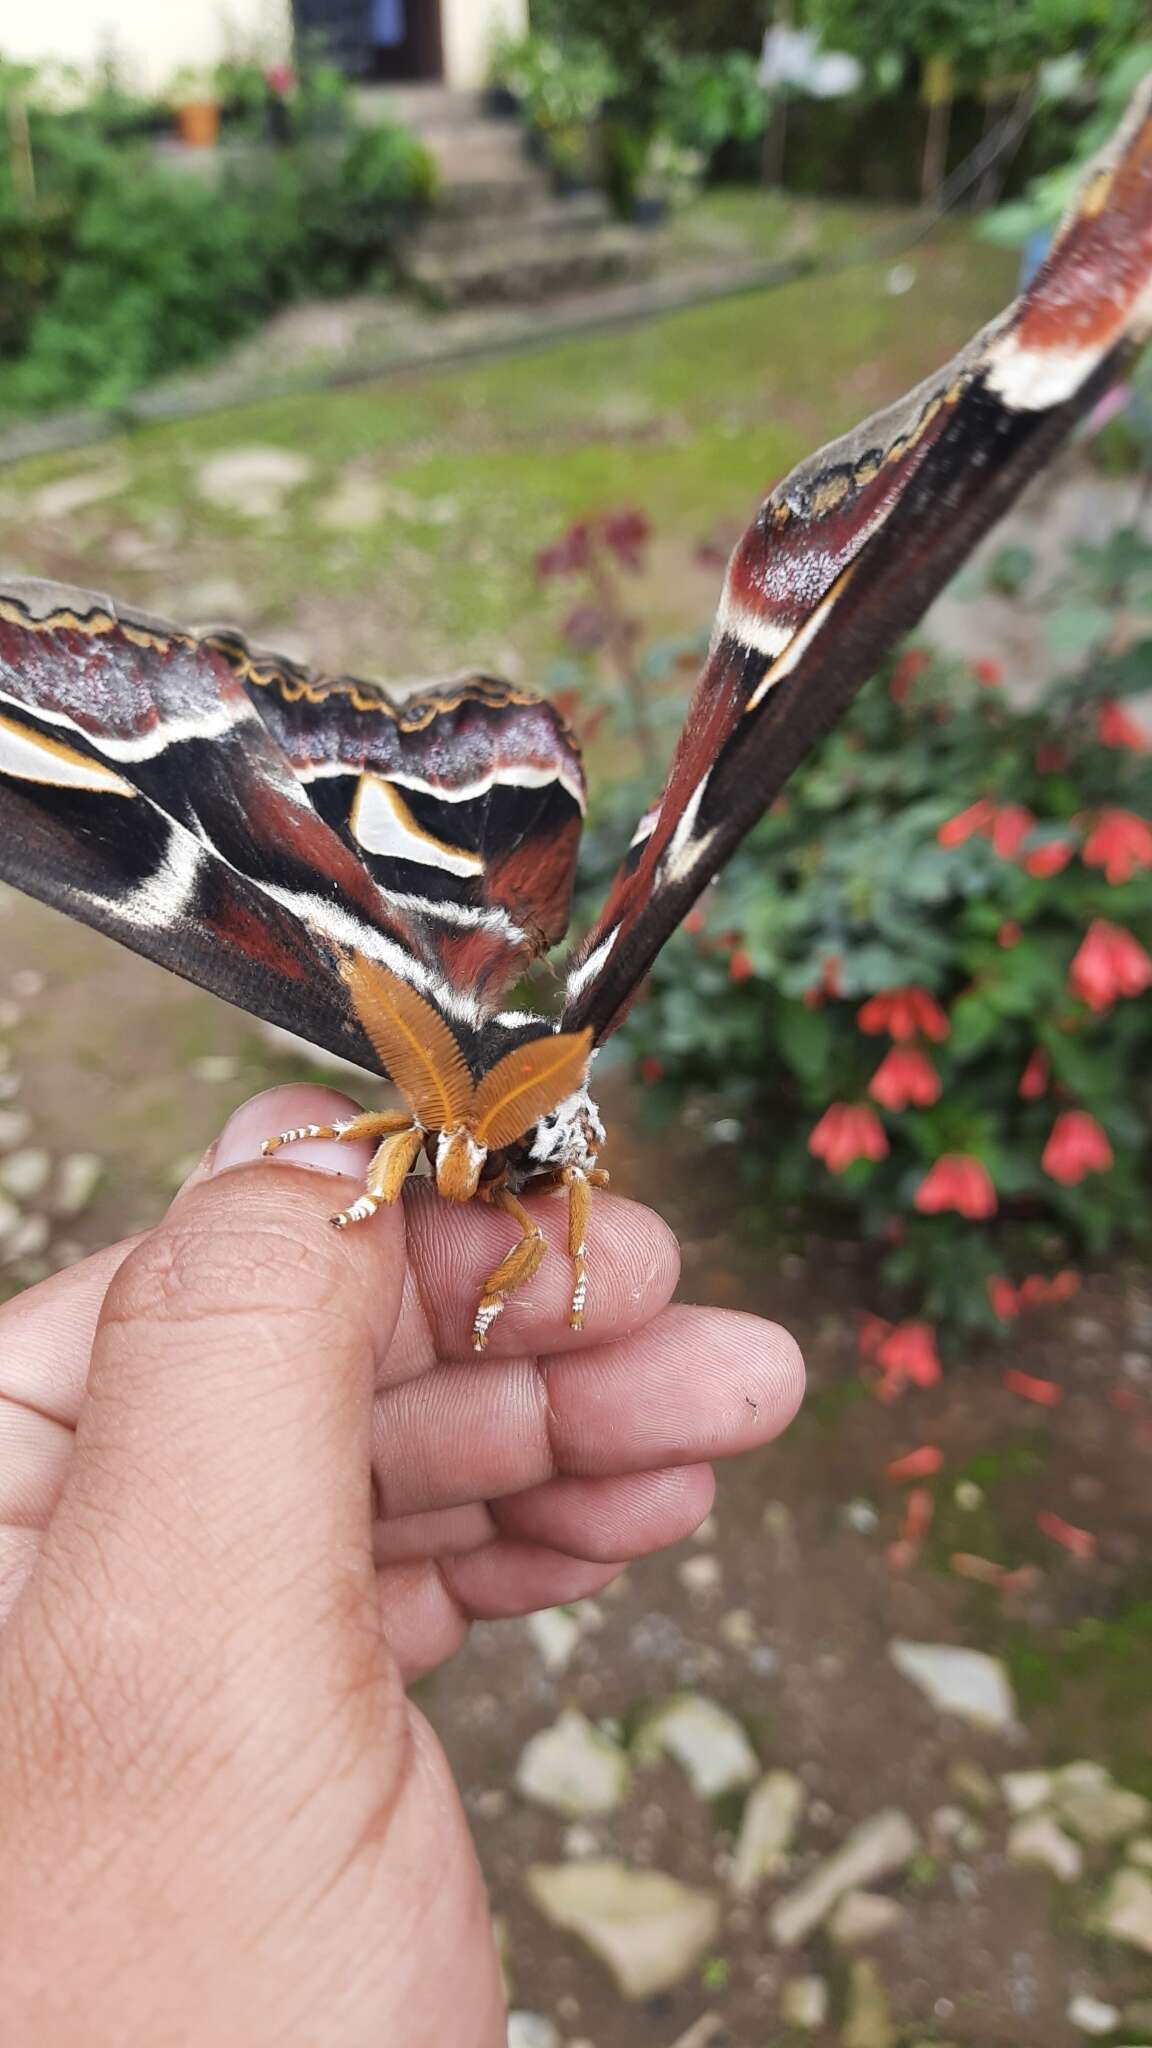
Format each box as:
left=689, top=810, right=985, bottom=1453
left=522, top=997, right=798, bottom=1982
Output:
left=2, top=85, right=1151, bottom=1347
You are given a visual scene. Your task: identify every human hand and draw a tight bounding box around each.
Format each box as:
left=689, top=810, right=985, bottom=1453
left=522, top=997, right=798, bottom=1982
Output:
left=0, top=1083, right=803, bottom=2047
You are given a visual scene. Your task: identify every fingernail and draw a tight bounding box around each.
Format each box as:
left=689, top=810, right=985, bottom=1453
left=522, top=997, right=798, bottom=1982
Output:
left=211, top=1091, right=369, bottom=1181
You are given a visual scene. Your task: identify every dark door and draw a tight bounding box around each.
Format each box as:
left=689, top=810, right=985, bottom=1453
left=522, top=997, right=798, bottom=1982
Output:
left=292, top=0, right=443, bottom=80
left=367, top=0, right=444, bottom=81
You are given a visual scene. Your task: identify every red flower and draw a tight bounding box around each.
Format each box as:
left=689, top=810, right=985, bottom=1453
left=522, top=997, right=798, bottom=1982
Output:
left=728, top=947, right=754, bottom=984
left=1035, top=742, right=1071, bottom=774
left=886, top=1445, right=944, bottom=1481
left=1003, top=1370, right=1063, bottom=1407
left=876, top=1320, right=942, bottom=1393
left=1096, top=699, right=1149, bottom=752
left=973, top=658, right=1003, bottom=688
left=1018, top=1048, right=1049, bottom=1100
left=638, top=1055, right=664, bottom=1086
left=988, top=1276, right=1019, bottom=1320
left=536, top=522, right=590, bottom=579
left=1042, top=1110, right=1114, bottom=1185
left=868, top=1046, right=941, bottom=1111
left=808, top=1103, right=889, bottom=1174
left=889, top=649, right=930, bottom=702
left=1068, top=919, right=1152, bottom=1012
left=1023, top=838, right=1074, bottom=878
left=915, top=1154, right=998, bottom=1219
left=601, top=508, right=650, bottom=572
left=998, top=921, right=1023, bottom=949
left=1082, top=809, right=1152, bottom=885
left=683, top=907, right=707, bottom=936
left=1018, top=1270, right=1081, bottom=1306
left=857, top=987, right=950, bottom=1043
left=937, top=798, right=995, bottom=848
left=1036, top=1511, right=1096, bottom=1560
left=803, top=955, right=843, bottom=1009
left=1046, top=1269, right=1081, bottom=1302
left=991, top=804, right=1036, bottom=860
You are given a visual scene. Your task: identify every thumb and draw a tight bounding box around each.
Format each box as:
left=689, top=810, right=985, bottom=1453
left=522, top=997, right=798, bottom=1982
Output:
left=43, top=1085, right=406, bottom=1678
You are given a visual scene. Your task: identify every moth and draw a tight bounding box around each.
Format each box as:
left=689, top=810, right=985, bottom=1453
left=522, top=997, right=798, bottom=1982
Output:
left=2, top=86, right=1151, bottom=1348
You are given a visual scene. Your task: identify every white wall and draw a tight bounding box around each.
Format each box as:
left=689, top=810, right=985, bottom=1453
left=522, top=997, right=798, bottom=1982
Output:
left=442, top=0, right=528, bottom=89
left=0, top=0, right=293, bottom=95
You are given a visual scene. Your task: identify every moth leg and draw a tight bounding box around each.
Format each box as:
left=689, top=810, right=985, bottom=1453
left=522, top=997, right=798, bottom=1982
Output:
left=561, top=1165, right=610, bottom=1331
left=472, top=1187, right=548, bottom=1353
left=331, top=1124, right=424, bottom=1229
left=261, top=1109, right=413, bottom=1157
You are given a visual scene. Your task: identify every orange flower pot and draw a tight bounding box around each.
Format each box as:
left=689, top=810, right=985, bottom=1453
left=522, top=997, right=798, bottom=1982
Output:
left=176, top=101, right=220, bottom=149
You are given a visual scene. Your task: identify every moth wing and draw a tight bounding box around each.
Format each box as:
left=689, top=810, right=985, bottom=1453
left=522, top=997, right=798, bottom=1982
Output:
left=0, top=580, right=460, bottom=1070
left=562, top=81, right=1152, bottom=1043
left=211, top=633, right=587, bottom=997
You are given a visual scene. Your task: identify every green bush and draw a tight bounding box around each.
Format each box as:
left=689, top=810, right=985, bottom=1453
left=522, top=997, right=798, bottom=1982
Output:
left=0, top=65, right=434, bottom=417
left=546, top=517, right=1152, bottom=1368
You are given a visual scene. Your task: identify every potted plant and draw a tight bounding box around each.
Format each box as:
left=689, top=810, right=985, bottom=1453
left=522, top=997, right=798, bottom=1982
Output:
left=168, top=66, right=221, bottom=149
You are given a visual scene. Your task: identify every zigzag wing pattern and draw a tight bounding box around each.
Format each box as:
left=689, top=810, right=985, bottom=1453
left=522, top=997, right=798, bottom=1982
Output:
left=0, top=580, right=583, bottom=1068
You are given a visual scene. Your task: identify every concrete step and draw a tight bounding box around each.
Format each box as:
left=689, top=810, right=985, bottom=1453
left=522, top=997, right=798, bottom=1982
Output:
left=417, top=188, right=610, bottom=254
left=407, top=221, right=653, bottom=308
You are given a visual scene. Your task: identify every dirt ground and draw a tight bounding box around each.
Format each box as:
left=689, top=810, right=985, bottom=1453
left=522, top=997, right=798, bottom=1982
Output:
left=1, top=898, right=1149, bottom=2048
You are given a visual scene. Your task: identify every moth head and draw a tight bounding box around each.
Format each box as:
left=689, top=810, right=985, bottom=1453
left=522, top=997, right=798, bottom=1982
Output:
left=341, top=959, right=594, bottom=1203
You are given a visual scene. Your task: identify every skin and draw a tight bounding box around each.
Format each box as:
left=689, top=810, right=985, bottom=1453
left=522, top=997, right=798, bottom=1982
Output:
left=0, top=1082, right=804, bottom=2048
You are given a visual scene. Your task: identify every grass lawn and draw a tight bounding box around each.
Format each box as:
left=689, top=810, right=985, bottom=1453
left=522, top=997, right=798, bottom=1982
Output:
left=0, top=205, right=1017, bottom=687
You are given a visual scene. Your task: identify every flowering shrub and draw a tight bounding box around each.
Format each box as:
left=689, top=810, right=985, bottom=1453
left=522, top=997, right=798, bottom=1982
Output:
left=570, top=542, right=1152, bottom=1355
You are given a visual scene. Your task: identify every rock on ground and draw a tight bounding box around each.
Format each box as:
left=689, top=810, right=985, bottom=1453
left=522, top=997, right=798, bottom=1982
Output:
left=524, top=1859, right=719, bottom=2001
left=781, top=1976, right=829, bottom=2030
left=515, top=1711, right=629, bottom=1818
left=830, top=1890, right=907, bottom=1948
left=1052, top=1762, right=1151, bottom=1843
left=1098, top=1868, right=1152, bottom=1956
left=0, top=1147, right=51, bottom=1201
left=1002, top=1769, right=1055, bottom=1814
left=1008, top=1813, right=1084, bottom=1884
left=843, top=1957, right=896, bottom=2048
left=526, top=1606, right=582, bottom=1673
left=195, top=447, right=313, bottom=518
left=1067, top=1993, right=1121, bottom=2036
left=889, top=1640, right=1017, bottom=1732
left=51, top=1151, right=103, bottom=1218
left=770, top=1809, right=918, bottom=1949
left=730, top=1770, right=805, bottom=1894
left=507, top=2015, right=560, bottom=2048
left=637, top=1694, right=759, bottom=1799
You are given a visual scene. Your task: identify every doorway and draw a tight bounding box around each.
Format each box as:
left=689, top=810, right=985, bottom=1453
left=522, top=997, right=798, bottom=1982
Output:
left=367, top=0, right=444, bottom=81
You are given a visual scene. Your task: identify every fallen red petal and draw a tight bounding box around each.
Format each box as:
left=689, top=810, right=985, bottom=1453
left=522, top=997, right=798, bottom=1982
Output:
left=885, top=1445, right=944, bottom=1482
left=1003, top=1370, right=1064, bottom=1407
left=1036, top=1511, right=1096, bottom=1559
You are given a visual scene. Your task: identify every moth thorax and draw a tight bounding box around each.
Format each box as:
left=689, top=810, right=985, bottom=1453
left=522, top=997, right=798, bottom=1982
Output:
left=435, top=1127, right=487, bottom=1203
left=526, top=1087, right=606, bottom=1175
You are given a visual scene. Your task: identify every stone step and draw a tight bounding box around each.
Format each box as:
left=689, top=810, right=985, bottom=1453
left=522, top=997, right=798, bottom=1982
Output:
left=417, top=188, right=610, bottom=254
left=432, top=172, right=555, bottom=218
left=427, top=125, right=537, bottom=184
left=354, top=85, right=482, bottom=131
left=407, top=222, right=653, bottom=308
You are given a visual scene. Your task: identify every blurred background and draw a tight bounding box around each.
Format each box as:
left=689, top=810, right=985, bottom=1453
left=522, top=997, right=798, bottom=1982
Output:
left=2, top=4, right=1152, bottom=2044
